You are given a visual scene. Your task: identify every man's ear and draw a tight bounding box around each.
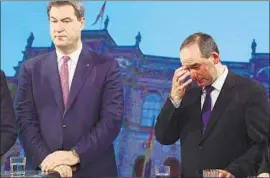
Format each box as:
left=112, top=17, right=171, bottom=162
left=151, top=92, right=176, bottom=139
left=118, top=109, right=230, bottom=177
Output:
left=210, top=52, right=220, bottom=64
left=80, top=17, right=85, bottom=29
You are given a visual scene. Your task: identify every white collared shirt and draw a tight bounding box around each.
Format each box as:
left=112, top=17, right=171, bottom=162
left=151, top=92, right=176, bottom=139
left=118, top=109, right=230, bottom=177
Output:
left=201, top=66, right=228, bottom=110
left=56, top=43, right=82, bottom=90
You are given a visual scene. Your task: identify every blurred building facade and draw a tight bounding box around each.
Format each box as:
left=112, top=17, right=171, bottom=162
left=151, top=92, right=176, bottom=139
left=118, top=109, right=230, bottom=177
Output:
left=2, top=26, right=269, bottom=176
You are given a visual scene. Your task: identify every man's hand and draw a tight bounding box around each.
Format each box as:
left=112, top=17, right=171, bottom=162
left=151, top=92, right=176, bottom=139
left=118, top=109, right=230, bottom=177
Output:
left=258, top=173, right=270, bottom=178
left=218, top=169, right=235, bottom=178
left=170, top=66, right=192, bottom=103
left=43, top=164, right=73, bottom=178
left=41, top=151, right=79, bottom=172
left=203, top=169, right=234, bottom=178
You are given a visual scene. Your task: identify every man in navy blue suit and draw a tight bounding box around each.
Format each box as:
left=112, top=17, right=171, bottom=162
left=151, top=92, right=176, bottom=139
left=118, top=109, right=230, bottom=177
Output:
left=15, top=1, right=124, bottom=177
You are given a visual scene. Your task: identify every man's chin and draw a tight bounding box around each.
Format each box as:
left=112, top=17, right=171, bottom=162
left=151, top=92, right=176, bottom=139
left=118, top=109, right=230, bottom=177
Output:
left=196, top=80, right=209, bottom=87
left=54, top=43, right=68, bottom=48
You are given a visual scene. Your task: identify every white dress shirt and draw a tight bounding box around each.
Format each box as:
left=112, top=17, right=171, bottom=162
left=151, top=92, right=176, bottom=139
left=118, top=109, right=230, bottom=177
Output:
left=201, top=66, right=228, bottom=110
left=171, top=66, right=229, bottom=110
left=56, top=43, right=83, bottom=90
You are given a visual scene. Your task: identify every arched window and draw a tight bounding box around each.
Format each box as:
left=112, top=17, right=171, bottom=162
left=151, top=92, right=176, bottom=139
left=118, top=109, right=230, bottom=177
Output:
left=132, top=156, right=152, bottom=177
left=141, top=93, right=161, bottom=127
left=164, top=157, right=181, bottom=177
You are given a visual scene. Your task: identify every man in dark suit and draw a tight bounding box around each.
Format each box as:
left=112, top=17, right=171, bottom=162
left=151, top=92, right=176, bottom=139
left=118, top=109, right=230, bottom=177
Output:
left=0, top=70, right=17, bottom=157
left=15, top=1, right=123, bottom=177
left=155, top=32, right=269, bottom=178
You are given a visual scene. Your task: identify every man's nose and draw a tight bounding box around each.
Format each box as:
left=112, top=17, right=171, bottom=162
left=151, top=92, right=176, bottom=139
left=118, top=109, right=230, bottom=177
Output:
left=190, top=70, right=197, bottom=79
left=54, top=22, right=64, bottom=32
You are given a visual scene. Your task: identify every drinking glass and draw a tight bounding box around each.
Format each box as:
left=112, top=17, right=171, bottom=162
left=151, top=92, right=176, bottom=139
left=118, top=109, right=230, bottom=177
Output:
left=155, top=165, right=170, bottom=178
left=10, top=156, right=26, bottom=177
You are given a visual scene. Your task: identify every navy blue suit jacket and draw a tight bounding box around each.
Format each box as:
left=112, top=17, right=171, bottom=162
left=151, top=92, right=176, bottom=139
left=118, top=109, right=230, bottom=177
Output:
left=15, top=45, right=124, bottom=177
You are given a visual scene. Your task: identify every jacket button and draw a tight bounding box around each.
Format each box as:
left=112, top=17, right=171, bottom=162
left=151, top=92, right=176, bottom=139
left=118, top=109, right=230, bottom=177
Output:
left=63, top=124, right=67, bottom=128
left=199, top=145, right=203, bottom=150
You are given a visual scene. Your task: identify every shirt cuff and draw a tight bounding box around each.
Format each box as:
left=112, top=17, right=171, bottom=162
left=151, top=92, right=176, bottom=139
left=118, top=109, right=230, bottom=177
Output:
left=169, top=97, right=182, bottom=108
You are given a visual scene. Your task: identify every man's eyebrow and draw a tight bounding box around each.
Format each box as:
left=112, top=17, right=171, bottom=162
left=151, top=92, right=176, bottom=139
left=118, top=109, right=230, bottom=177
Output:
left=50, top=16, right=57, bottom=20
left=183, top=59, right=197, bottom=66
left=50, top=16, right=72, bottom=21
left=184, top=63, right=200, bottom=70
left=189, top=63, right=199, bottom=67
left=61, top=17, right=72, bottom=21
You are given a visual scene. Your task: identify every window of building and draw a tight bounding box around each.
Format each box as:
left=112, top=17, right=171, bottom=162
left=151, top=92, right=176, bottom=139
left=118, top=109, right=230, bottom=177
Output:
left=141, top=93, right=161, bottom=127
left=164, top=157, right=181, bottom=177
left=132, top=156, right=152, bottom=177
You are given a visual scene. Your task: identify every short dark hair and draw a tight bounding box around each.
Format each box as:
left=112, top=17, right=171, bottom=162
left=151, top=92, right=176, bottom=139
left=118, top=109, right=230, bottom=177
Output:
left=180, top=32, right=219, bottom=58
left=47, top=0, right=85, bottom=20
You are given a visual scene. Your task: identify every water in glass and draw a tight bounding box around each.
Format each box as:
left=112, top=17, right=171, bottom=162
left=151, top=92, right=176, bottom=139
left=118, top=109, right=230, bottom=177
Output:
left=10, top=157, right=26, bottom=177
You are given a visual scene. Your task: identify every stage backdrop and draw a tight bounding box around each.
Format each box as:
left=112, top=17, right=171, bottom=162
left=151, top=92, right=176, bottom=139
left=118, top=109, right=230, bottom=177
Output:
left=1, top=1, right=269, bottom=177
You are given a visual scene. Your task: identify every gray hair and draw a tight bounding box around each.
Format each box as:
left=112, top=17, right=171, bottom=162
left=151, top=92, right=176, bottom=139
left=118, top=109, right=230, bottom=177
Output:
left=47, top=0, right=85, bottom=20
left=180, top=32, right=219, bottom=59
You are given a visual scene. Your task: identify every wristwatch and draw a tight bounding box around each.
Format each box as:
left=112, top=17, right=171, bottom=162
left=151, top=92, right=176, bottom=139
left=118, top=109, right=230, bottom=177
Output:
left=70, top=148, right=79, bottom=158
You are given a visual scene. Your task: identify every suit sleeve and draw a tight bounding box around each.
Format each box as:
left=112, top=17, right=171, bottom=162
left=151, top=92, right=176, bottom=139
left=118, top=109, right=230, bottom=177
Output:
left=15, top=64, right=50, bottom=169
left=258, top=146, right=269, bottom=174
left=72, top=59, right=124, bottom=168
left=225, top=84, right=269, bottom=177
left=155, top=90, right=190, bottom=145
left=0, top=70, right=17, bottom=157
left=155, top=98, right=181, bottom=145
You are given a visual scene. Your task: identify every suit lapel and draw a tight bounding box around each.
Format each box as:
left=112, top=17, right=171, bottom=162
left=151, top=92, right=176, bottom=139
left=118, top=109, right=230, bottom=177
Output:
left=186, top=87, right=202, bottom=130
left=44, top=51, right=65, bottom=114
left=200, top=71, right=237, bottom=142
left=65, top=45, right=94, bottom=112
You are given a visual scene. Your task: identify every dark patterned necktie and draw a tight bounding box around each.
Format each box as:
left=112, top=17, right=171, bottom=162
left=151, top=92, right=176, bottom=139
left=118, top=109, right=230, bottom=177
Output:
left=202, top=85, right=215, bottom=131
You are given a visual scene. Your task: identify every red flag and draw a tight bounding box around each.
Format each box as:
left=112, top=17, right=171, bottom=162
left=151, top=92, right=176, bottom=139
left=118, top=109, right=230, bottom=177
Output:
left=92, top=1, right=106, bottom=25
